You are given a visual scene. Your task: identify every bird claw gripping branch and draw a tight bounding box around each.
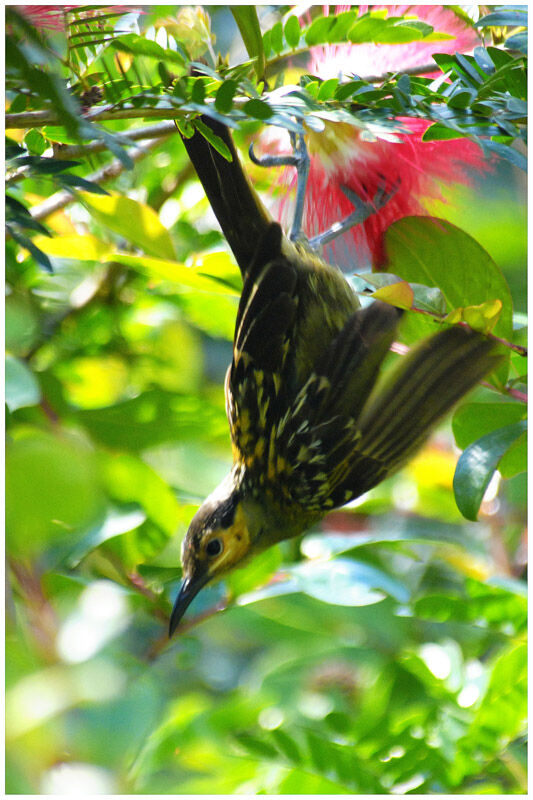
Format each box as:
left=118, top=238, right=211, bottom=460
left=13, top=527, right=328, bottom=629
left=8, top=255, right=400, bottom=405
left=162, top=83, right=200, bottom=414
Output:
left=169, top=115, right=502, bottom=637
left=249, top=131, right=399, bottom=251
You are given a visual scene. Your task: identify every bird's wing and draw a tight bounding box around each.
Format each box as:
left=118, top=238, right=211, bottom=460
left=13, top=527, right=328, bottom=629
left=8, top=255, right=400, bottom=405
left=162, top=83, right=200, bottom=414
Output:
left=281, top=323, right=502, bottom=512
left=271, top=301, right=403, bottom=511
left=228, top=257, right=405, bottom=510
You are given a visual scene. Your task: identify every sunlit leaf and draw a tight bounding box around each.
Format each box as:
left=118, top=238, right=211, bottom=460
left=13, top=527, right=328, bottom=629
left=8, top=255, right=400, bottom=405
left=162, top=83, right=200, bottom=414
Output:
left=372, top=281, right=414, bottom=309
left=32, top=234, right=113, bottom=261
left=82, top=193, right=176, bottom=260
left=111, top=253, right=240, bottom=294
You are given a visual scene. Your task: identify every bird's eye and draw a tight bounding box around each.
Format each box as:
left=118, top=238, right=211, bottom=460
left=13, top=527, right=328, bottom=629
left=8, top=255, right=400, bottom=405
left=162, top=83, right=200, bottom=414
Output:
left=206, top=538, right=223, bottom=557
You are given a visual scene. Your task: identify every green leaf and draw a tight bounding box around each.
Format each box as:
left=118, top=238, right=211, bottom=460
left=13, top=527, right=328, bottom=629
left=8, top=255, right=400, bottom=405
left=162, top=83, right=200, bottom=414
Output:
left=284, top=15, right=301, bottom=49
left=473, top=46, right=495, bottom=74
left=234, top=733, right=279, bottom=760
left=453, top=420, right=527, bottom=520
left=5, top=355, right=41, bottom=411
left=110, top=253, right=240, bottom=294
left=475, top=10, right=527, bottom=28
left=328, top=10, right=358, bottom=42
left=305, top=15, right=335, bottom=46
left=270, top=728, right=302, bottom=764
left=228, top=546, right=281, bottom=599
left=6, top=429, right=105, bottom=555
left=79, top=123, right=134, bottom=170
left=214, top=79, right=237, bottom=114
left=375, top=22, right=429, bottom=45
left=23, top=128, right=47, bottom=155
left=194, top=118, right=232, bottom=160
left=242, top=98, right=273, bottom=120
left=5, top=294, right=39, bottom=356
left=57, top=173, right=110, bottom=195
left=67, top=506, right=147, bottom=567
left=384, top=217, right=513, bottom=385
left=239, top=558, right=409, bottom=607
left=347, top=16, right=387, bottom=44
left=190, top=77, right=206, bottom=104
left=452, top=401, right=526, bottom=450
left=484, top=140, right=527, bottom=171
left=498, top=432, right=527, bottom=478
left=81, top=194, right=176, bottom=260
left=11, top=156, right=81, bottom=174
left=422, top=123, right=468, bottom=141
left=467, top=642, right=527, bottom=744
left=111, top=33, right=185, bottom=65
left=101, top=452, right=182, bottom=537
left=230, top=6, right=265, bottom=79
left=8, top=228, right=53, bottom=272
left=75, top=389, right=227, bottom=451
left=32, top=233, right=113, bottom=261
left=270, top=20, right=284, bottom=53
left=505, top=31, right=527, bottom=53
left=306, top=731, right=329, bottom=774
left=317, top=78, right=339, bottom=101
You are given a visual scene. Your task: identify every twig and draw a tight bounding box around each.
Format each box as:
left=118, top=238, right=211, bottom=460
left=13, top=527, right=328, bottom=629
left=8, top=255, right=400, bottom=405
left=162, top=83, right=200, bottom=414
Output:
left=54, top=120, right=177, bottom=158
left=484, top=331, right=528, bottom=357
left=481, top=381, right=527, bottom=404
left=362, top=61, right=439, bottom=83
left=126, top=571, right=168, bottom=624
left=405, top=304, right=528, bottom=357
left=6, top=107, right=187, bottom=128
left=8, top=559, right=59, bottom=662
left=4, top=60, right=439, bottom=130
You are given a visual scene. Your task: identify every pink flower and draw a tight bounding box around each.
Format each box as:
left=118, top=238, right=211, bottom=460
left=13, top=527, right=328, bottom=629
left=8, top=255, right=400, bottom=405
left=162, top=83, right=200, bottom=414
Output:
left=16, top=6, right=79, bottom=30
left=16, top=5, right=138, bottom=32
left=273, top=5, right=486, bottom=268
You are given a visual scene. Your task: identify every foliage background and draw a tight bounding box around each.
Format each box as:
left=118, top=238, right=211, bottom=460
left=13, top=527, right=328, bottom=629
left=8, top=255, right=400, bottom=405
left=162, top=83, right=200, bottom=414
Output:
left=5, top=5, right=527, bottom=794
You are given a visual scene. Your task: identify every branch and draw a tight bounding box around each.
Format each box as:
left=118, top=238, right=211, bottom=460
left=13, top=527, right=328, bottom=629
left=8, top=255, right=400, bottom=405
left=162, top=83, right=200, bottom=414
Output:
left=403, top=303, right=528, bottom=358
left=6, top=122, right=178, bottom=188
left=4, top=60, right=438, bottom=130
left=52, top=120, right=177, bottom=158
left=6, top=106, right=187, bottom=128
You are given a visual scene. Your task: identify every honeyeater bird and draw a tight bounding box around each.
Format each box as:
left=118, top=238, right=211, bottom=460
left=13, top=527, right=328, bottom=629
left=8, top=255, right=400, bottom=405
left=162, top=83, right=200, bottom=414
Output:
left=169, top=114, right=501, bottom=636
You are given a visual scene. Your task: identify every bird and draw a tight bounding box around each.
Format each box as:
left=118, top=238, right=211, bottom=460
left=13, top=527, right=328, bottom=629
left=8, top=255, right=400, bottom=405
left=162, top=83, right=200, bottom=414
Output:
left=169, top=114, right=501, bottom=636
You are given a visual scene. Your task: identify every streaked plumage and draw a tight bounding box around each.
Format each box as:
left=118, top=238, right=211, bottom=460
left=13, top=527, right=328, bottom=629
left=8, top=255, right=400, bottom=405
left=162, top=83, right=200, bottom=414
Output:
left=170, top=117, right=500, bottom=636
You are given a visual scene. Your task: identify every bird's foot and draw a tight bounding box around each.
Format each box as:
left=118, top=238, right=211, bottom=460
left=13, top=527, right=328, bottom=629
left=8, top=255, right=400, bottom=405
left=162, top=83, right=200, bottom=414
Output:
left=249, top=132, right=310, bottom=243
left=308, top=176, right=401, bottom=250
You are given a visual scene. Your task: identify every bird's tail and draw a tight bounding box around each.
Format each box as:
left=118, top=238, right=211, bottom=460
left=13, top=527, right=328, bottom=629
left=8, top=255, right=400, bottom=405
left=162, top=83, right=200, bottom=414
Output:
left=326, top=324, right=503, bottom=505
left=180, top=117, right=271, bottom=275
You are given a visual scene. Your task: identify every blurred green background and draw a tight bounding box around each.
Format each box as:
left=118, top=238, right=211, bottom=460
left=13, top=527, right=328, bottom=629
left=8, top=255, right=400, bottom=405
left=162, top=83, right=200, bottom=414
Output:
left=6, top=5, right=526, bottom=794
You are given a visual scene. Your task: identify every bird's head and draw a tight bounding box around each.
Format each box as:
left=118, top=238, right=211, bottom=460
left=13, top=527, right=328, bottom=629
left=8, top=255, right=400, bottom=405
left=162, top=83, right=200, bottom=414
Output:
left=169, top=477, right=254, bottom=637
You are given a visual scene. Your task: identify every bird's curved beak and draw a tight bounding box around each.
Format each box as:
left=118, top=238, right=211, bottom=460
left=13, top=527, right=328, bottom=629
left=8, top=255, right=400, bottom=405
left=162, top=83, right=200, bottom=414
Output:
left=169, top=574, right=209, bottom=638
